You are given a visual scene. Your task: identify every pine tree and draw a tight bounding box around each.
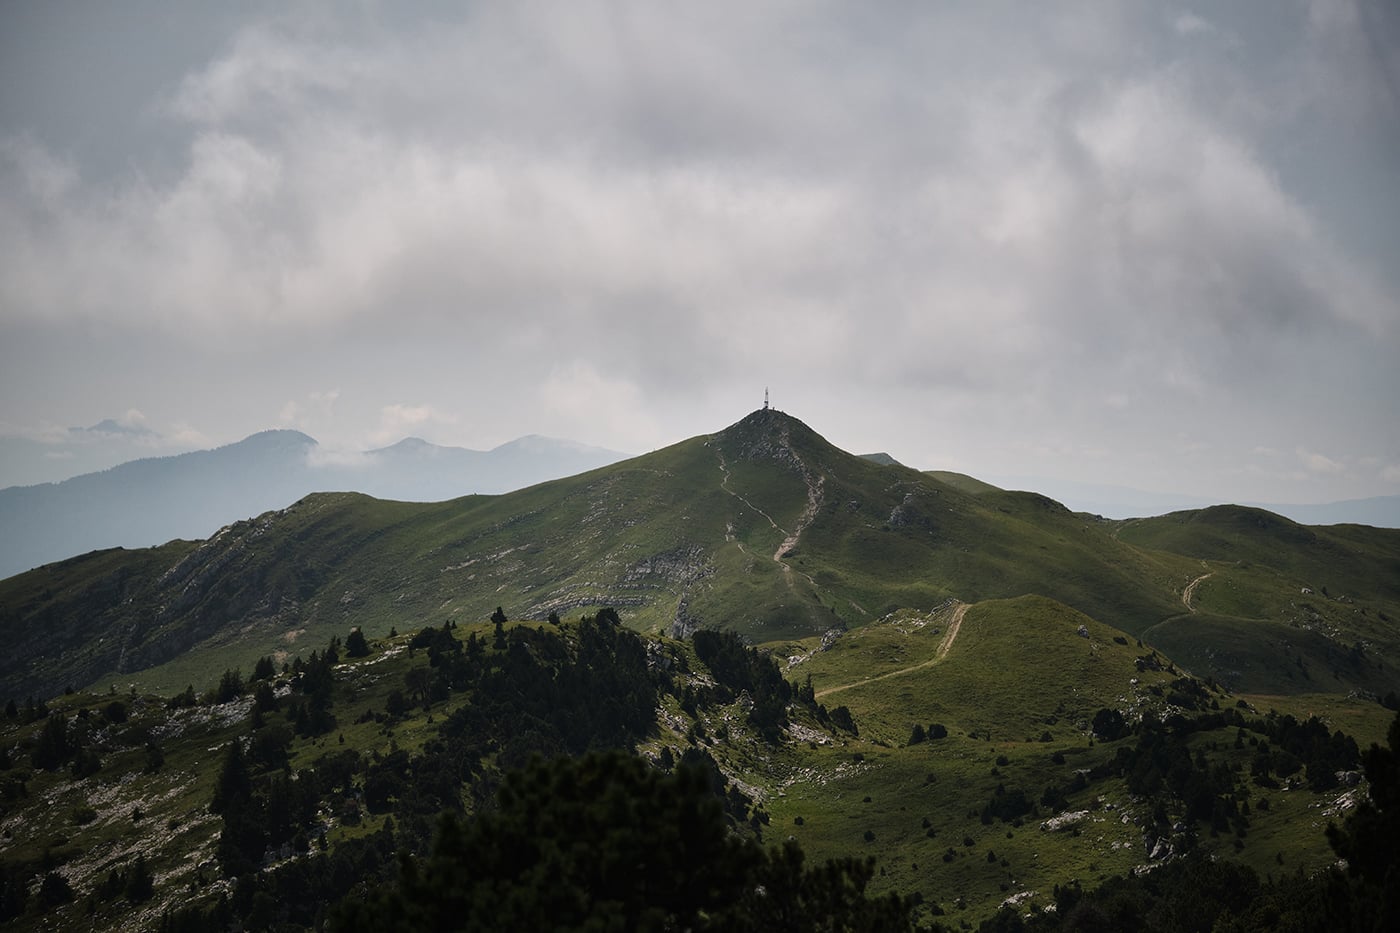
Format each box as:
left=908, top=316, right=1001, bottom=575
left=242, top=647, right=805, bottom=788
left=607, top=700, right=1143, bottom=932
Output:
left=30, top=714, right=72, bottom=771
left=210, top=741, right=252, bottom=815
left=125, top=855, right=154, bottom=903
left=345, top=628, right=371, bottom=658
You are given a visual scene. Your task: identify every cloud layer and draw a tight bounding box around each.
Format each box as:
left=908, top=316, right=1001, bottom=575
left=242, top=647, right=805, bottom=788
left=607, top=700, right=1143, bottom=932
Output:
left=1, top=2, right=1397, bottom=503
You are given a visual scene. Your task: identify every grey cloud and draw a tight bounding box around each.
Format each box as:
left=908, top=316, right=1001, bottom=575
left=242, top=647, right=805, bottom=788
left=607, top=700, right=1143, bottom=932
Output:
left=0, top=1, right=1395, bottom=505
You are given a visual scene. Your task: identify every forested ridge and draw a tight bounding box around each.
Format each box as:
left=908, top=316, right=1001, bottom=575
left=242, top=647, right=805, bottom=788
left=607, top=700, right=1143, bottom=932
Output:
left=1, top=607, right=1396, bottom=931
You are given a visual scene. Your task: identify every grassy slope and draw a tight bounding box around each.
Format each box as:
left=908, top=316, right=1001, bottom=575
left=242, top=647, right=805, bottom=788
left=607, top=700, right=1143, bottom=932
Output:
left=750, top=595, right=1394, bottom=924
left=3, top=410, right=1207, bottom=699
left=3, top=606, right=1393, bottom=931
left=1118, top=506, right=1400, bottom=695
left=923, top=470, right=1003, bottom=496
left=0, top=542, right=199, bottom=699
left=786, top=597, right=1182, bottom=747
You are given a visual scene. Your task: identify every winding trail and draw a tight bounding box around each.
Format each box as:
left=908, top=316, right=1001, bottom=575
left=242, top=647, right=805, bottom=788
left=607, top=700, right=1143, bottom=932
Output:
left=774, top=470, right=824, bottom=562
left=712, top=427, right=824, bottom=588
left=715, top=449, right=786, bottom=538
left=1182, top=572, right=1213, bottom=612
left=936, top=601, right=970, bottom=659
left=814, top=601, right=970, bottom=700
left=1110, top=518, right=1141, bottom=541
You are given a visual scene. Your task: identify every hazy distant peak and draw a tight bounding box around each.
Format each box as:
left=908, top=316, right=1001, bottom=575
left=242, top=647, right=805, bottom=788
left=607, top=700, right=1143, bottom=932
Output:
left=231, top=429, right=318, bottom=450
left=376, top=436, right=436, bottom=453
left=74, top=418, right=158, bottom=438
left=490, top=434, right=618, bottom=456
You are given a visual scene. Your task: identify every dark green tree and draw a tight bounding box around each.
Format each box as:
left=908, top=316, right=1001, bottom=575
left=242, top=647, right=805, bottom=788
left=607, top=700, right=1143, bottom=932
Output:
left=35, top=871, right=73, bottom=912
left=1325, top=711, right=1400, bottom=926
left=210, top=740, right=252, bottom=816
left=330, top=750, right=911, bottom=931
left=125, top=855, right=155, bottom=903
left=404, top=667, right=433, bottom=710
left=1092, top=707, right=1129, bottom=741
left=346, top=628, right=371, bottom=658
left=212, top=669, right=245, bottom=704
left=252, top=682, right=279, bottom=716
left=143, top=740, right=165, bottom=774
left=30, top=713, right=72, bottom=771
left=252, top=655, right=277, bottom=681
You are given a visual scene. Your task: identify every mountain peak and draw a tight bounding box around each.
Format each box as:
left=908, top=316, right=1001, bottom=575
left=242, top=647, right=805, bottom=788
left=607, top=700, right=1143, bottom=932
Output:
left=718, top=406, right=806, bottom=437
left=235, top=429, right=318, bottom=449
left=713, top=408, right=838, bottom=468
left=382, top=436, right=433, bottom=451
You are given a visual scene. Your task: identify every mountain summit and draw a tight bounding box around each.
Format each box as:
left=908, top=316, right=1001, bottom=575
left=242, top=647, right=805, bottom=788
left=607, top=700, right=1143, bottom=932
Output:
left=712, top=407, right=832, bottom=459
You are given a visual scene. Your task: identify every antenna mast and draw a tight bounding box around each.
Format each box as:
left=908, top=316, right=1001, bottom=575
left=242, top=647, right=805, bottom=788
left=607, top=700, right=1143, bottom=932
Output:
left=764, top=388, right=769, bottom=410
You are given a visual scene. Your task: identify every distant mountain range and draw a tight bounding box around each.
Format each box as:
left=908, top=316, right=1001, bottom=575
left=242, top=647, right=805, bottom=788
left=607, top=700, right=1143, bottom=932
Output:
left=0, top=430, right=625, bottom=580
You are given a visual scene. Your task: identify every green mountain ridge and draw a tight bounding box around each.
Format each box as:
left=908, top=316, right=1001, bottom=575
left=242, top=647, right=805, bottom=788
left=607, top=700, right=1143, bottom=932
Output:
left=1, top=409, right=1397, bottom=704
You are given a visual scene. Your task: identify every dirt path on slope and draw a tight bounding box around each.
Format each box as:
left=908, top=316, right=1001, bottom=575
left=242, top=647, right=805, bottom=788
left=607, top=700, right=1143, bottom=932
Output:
left=715, top=449, right=787, bottom=538
left=936, top=601, right=970, bottom=659
left=771, top=421, right=825, bottom=562
left=1182, top=572, right=1213, bottom=612
left=814, top=601, right=970, bottom=700
left=774, top=470, right=824, bottom=561
left=1110, top=518, right=1141, bottom=541
left=713, top=434, right=822, bottom=588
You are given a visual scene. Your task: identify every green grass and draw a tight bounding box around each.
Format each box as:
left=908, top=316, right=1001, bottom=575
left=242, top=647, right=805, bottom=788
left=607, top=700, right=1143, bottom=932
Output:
left=923, top=470, right=1003, bottom=496
left=2, top=602, right=1384, bottom=932
left=789, top=596, right=1186, bottom=745
left=756, top=714, right=1355, bottom=927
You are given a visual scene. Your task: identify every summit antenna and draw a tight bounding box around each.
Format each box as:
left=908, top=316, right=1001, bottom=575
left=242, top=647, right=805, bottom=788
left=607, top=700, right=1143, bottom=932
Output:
left=764, top=388, right=769, bottom=410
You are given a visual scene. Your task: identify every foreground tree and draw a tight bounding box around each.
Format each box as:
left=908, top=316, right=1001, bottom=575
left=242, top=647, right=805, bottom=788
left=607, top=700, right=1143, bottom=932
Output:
left=331, top=750, right=911, bottom=932
left=1323, top=711, right=1400, bottom=928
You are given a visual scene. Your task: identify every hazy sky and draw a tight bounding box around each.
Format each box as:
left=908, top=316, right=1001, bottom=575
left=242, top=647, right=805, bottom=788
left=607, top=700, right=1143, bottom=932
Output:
left=2, top=1, right=1398, bottom=505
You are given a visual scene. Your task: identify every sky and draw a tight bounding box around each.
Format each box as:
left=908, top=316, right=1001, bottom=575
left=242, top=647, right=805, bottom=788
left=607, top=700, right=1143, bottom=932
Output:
left=1, top=1, right=1398, bottom=507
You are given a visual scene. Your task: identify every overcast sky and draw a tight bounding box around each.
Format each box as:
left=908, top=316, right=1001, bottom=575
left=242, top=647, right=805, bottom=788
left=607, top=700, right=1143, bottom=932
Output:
left=2, top=1, right=1397, bottom=506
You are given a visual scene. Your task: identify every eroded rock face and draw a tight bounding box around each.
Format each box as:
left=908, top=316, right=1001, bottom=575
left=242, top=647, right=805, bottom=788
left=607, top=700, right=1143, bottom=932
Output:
left=624, top=546, right=713, bottom=586
left=671, top=596, right=699, bottom=640
left=712, top=408, right=832, bottom=478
